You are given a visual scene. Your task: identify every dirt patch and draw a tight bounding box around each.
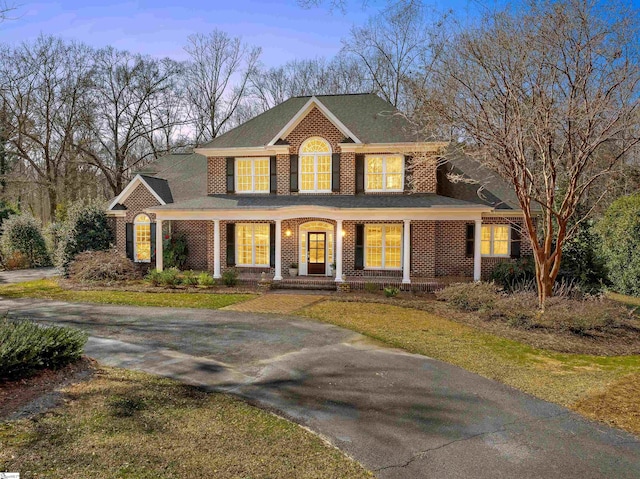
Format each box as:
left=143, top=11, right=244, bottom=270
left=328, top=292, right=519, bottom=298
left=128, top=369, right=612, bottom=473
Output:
left=0, top=358, right=95, bottom=421
left=332, top=293, right=640, bottom=356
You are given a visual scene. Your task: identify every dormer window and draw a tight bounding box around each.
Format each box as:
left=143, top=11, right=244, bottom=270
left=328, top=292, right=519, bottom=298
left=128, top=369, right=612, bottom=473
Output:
left=365, top=155, right=404, bottom=192
left=300, top=137, right=332, bottom=193
left=236, top=157, right=269, bottom=193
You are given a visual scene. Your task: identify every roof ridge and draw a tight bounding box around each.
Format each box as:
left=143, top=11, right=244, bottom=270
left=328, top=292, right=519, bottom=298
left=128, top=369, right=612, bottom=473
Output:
left=292, top=92, right=375, bottom=99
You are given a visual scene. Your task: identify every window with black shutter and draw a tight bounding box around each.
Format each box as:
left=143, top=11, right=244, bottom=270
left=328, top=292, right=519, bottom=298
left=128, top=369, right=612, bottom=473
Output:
left=125, top=223, right=134, bottom=260
left=290, top=154, right=299, bottom=192
left=332, top=153, right=340, bottom=192
left=355, top=154, right=365, bottom=193
left=355, top=224, right=364, bottom=269
left=270, top=156, right=277, bottom=194
left=465, top=223, right=475, bottom=257
left=270, top=223, right=276, bottom=267
left=511, top=226, right=522, bottom=258
left=150, top=222, right=157, bottom=263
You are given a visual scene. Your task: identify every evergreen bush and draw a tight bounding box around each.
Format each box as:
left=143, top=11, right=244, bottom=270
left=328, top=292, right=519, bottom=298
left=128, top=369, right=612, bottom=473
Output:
left=1, top=214, right=51, bottom=268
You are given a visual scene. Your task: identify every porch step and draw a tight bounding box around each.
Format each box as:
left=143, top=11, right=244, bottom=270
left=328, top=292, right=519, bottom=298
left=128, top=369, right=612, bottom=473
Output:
left=275, top=279, right=337, bottom=291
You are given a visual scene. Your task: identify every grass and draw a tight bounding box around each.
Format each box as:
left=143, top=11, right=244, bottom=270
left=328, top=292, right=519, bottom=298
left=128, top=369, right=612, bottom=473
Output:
left=609, top=292, right=640, bottom=308
left=0, top=279, right=254, bottom=310
left=298, top=301, right=640, bottom=435
left=0, top=367, right=371, bottom=478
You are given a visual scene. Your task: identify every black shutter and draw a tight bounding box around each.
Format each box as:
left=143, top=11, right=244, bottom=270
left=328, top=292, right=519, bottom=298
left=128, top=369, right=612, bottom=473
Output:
left=355, top=224, right=365, bottom=270
left=125, top=223, right=134, bottom=260
left=332, top=152, right=340, bottom=192
left=511, top=226, right=522, bottom=259
left=290, top=154, right=299, bottom=192
left=355, top=154, right=365, bottom=193
left=269, top=223, right=276, bottom=267
left=465, top=223, right=475, bottom=258
left=150, top=222, right=157, bottom=264
left=270, top=156, right=277, bottom=194
left=226, top=157, right=235, bottom=193
left=404, top=156, right=411, bottom=192
left=226, top=223, right=235, bottom=266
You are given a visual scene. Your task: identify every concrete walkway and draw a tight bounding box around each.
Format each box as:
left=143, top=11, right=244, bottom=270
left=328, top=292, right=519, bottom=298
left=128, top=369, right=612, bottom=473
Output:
left=1, top=297, right=639, bottom=479
left=0, top=267, right=58, bottom=284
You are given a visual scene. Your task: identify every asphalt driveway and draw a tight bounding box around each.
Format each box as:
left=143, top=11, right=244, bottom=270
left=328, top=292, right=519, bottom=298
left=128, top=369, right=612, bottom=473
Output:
left=0, top=267, right=57, bottom=284
left=1, top=297, right=639, bottom=478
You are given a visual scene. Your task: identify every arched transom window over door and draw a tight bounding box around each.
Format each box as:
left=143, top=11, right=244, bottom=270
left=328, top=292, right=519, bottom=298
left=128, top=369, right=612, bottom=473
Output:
left=134, top=214, right=151, bottom=262
left=300, top=137, right=332, bottom=192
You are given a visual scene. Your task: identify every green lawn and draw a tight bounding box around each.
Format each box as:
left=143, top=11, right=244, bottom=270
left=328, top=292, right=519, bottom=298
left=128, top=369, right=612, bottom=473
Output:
left=297, top=301, right=640, bottom=435
left=608, top=291, right=640, bottom=308
left=0, top=367, right=371, bottom=478
left=0, top=279, right=254, bottom=309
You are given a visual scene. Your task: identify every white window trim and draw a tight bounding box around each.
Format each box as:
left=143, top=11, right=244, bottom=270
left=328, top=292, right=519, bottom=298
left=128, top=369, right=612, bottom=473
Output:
left=235, top=223, right=270, bottom=267
left=235, top=157, right=270, bottom=194
left=481, top=224, right=511, bottom=257
left=133, top=214, right=151, bottom=263
left=299, top=138, right=332, bottom=193
left=364, top=155, right=405, bottom=192
left=364, top=224, right=403, bottom=271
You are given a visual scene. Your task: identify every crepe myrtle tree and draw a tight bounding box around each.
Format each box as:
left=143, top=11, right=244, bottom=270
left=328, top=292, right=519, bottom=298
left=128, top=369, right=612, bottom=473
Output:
left=415, top=0, right=640, bottom=308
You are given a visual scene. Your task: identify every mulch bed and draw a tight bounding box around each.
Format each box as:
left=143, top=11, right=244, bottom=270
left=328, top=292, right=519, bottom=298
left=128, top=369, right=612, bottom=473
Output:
left=0, top=358, right=95, bottom=421
left=333, top=293, right=640, bottom=356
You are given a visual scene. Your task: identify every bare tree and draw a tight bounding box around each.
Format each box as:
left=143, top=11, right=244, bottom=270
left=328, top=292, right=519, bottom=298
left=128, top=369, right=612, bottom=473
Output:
left=420, top=0, right=640, bottom=307
left=0, top=36, right=94, bottom=221
left=251, top=55, right=370, bottom=111
left=341, top=0, right=450, bottom=112
left=184, top=31, right=261, bottom=144
left=76, top=47, right=185, bottom=196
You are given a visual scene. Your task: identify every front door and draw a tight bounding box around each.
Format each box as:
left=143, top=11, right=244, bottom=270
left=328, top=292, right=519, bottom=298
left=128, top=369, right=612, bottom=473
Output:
left=307, top=232, right=326, bottom=275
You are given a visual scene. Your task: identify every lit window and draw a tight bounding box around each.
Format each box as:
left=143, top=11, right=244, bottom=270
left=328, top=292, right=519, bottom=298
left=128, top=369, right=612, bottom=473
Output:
left=236, top=223, right=270, bottom=266
left=365, top=155, right=403, bottom=192
left=300, top=137, right=332, bottom=192
left=365, top=224, right=402, bottom=269
left=481, top=225, right=510, bottom=256
left=134, top=214, right=151, bottom=263
left=236, top=158, right=269, bottom=193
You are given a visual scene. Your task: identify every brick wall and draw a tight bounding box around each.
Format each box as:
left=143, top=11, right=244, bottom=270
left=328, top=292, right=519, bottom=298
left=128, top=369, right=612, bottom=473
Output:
left=112, top=184, right=161, bottom=254
left=434, top=216, right=533, bottom=278
left=408, top=155, right=437, bottom=193
left=208, top=157, right=226, bottom=195
left=172, top=220, right=209, bottom=270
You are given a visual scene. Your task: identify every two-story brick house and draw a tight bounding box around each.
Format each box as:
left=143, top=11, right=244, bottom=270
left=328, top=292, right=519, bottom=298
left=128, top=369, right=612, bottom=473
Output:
left=107, top=93, right=531, bottom=288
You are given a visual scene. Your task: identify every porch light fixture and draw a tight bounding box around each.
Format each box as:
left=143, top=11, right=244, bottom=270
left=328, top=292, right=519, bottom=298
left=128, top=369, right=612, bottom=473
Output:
left=285, top=229, right=292, bottom=237
left=341, top=229, right=346, bottom=237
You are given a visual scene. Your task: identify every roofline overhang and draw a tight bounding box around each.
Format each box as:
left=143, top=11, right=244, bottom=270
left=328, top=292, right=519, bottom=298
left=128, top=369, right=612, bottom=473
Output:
left=146, top=204, right=493, bottom=222
left=106, top=210, right=127, bottom=217
left=338, top=141, right=449, bottom=153
left=194, top=145, right=290, bottom=157
left=267, top=96, right=362, bottom=145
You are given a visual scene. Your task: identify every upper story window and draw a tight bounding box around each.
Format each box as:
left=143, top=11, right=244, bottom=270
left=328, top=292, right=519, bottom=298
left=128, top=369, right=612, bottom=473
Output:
left=236, top=157, right=269, bottom=193
left=134, top=214, right=151, bottom=263
left=300, top=137, right=332, bottom=193
left=481, top=225, right=510, bottom=257
left=366, top=155, right=404, bottom=192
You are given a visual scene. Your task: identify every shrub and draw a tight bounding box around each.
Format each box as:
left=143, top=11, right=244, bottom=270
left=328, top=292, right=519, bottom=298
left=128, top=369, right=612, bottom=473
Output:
left=490, top=257, right=536, bottom=291
left=55, top=200, right=113, bottom=273
left=159, top=267, right=181, bottom=287
left=181, top=270, right=198, bottom=286
left=597, top=193, right=640, bottom=296
left=436, top=282, right=499, bottom=311
left=163, top=234, right=189, bottom=269
left=68, top=249, right=139, bottom=283
left=4, top=251, right=29, bottom=270
left=364, top=282, right=378, bottom=294
left=145, top=269, right=164, bottom=286
left=197, top=272, right=216, bottom=287
left=558, top=222, right=609, bottom=293
left=384, top=286, right=399, bottom=298
left=222, top=268, right=238, bottom=287
left=1, top=214, right=51, bottom=268
left=0, top=317, right=88, bottom=380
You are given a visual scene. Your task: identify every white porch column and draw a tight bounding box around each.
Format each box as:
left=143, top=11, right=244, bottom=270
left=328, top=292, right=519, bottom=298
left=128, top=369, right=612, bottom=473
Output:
left=402, top=219, right=411, bottom=284
left=274, top=219, right=283, bottom=281
left=155, top=219, right=163, bottom=271
left=474, top=219, right=482, bottom=281
left=335, top=219, right=344, bottom=282
left=213, top=220, right=221, bottom=279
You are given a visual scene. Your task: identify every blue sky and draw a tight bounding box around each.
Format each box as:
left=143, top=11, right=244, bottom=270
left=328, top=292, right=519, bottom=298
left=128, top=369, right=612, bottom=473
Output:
left=0, top=0, right=488, bottom=66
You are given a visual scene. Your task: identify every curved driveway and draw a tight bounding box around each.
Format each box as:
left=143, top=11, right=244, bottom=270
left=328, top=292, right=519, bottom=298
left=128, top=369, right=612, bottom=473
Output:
left=1, top=297, right=639, bottom=478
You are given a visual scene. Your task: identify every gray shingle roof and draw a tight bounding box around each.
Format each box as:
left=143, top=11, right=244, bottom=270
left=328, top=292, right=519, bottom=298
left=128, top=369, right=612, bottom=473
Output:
left=150, top=193, right=488, bottom=211
left=134, top=152, right=207, bottom=202
left=201, top=93, right=418, bottom=148
left=139, top=175, right=173, bottom=204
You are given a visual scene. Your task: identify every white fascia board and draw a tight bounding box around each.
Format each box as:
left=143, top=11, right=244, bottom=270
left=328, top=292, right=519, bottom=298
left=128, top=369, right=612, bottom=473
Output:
left=338, top=142, right=449, bottom=154
left=107, top=174, right=166, bottom=211
left=149, top=205, right=492, bottom=222
left=267, top=96, right=361, bottom=146
left=194, top=145, right=290, bottom=157
left=106, top=210, right=127, bottom=217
